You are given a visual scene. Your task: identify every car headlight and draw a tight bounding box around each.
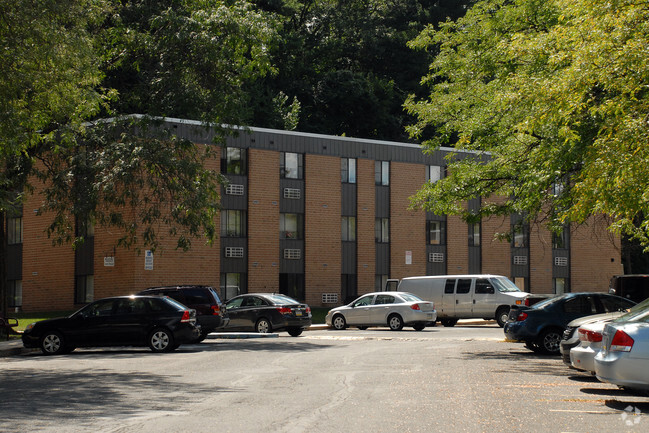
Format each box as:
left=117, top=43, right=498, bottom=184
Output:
left=24, top=322, right=36, bottom=332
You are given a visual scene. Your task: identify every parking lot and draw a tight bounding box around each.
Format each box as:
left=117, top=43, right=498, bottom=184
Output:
left=1, top=324, right=647, bottom=432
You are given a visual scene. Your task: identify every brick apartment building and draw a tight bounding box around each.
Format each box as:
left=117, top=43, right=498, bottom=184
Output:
left=5, top=117, right=622, bottom=312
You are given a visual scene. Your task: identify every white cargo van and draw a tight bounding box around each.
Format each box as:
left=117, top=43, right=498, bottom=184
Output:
left=396, top=274, right=528, bottom=327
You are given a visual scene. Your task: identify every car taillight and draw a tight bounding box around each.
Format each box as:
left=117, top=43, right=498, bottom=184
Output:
left=410, top=304, right=421, bottom=311
left=517, top=312, right=528, bottom=321
left=578, top=329, right=603, bottom=342
left=524, top=298, right=531, bottom=307
left=211, top=305, right=221, bottom=316
left=181, top=310, right=191, bottom=323
left=306, top=306, right=311, bottom=314
left=277, top=307, right=292, bottom=315
left=610, top=330, right=634, bottom=352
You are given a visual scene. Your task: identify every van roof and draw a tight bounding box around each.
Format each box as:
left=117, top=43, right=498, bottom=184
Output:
left=401, top=274, right=508, bottom=280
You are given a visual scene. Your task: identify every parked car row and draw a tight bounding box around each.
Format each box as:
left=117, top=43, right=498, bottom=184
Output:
left=504, top=291, right=649, bottom=394
left=22, top=286, right=312, bottom=355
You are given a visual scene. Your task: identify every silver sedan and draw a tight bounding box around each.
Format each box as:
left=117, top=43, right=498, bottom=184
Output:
left=595, top=307, right=649, bottom=392
left=325, top=291, right=437, bottom=331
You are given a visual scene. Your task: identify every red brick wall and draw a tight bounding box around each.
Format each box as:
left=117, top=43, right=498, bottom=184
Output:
left=447, top=214, right=469, bottom=275
left=21, top=180, right=75, bottom=312
left=248, top=148, right=280, bottom=292
left=481, top=213, right=511, bottom=278
left=390, top=162, right=426, bottom=279
left=357, top=159, right=376, bottom=295
left=305, top=155, right=341, bottom=306
left=570, top=218, right=622, bottom=292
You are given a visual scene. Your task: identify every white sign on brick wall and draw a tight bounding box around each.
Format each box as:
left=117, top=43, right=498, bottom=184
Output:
left=145, top=250, right=154, bottom=270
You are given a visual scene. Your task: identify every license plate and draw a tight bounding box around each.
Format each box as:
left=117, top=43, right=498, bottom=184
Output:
left=296, top=311, right=302, bottom=316
left=427, top=313, right=433, bottom=319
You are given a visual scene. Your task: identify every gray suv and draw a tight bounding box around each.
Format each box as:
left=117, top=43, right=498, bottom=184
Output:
left=138, top=286, right=229, bottom=343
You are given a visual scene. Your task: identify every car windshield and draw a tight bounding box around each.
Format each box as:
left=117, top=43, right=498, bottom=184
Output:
left=400, top=293, right=423, bottom=303
left=611, top=297, right=649, bottom=323
left=491, top=277, right=522, bottom=292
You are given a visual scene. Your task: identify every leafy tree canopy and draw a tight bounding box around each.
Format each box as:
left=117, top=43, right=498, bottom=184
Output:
left=405, top=0, right=649, bottom=245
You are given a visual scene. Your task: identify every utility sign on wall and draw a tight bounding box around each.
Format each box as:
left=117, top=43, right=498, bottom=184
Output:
left=145, top=250, right=154, bottom=270
left=405, top=250, right=412, bottom=265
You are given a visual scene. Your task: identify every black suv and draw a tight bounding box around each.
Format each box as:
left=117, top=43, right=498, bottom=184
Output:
left=138, top=286, right=229, bottom=343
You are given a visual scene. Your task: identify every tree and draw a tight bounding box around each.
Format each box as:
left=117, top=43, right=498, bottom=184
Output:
left=404, top=0, right=649, bottom=245
left=0, top=0, right=276, bottom=315
left=248, top=0, right=474, bottom=140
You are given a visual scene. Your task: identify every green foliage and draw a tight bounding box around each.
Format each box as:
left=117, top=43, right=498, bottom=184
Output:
left=405, top=0, right=649, bottom=245
left=248, top=0, right=474, bottom=140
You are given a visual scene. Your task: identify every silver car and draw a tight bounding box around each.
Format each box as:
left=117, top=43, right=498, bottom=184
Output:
left=595, top=306, right=649, bottom=392
left=570, top=321, right=609, bottom=374
left=325, top=292, right=437, bottom=331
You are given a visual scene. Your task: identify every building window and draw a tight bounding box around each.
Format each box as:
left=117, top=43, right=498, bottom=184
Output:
left=280, top=213, right=304, bottom=239
left=75, top=275, right=94, bottom=304
left=427, top=166, right=442, bottom=183
left=280, top=273, right=305, bottom=301
left=512, top=224, right=527, bottom=248
left=280, top=152, right=303, bottom=179
left=375, top=274, right=389, bottom=291
left=341, top=274, right=358, bottom=304
left=342, top=216, right=356, bottom=241
left=7, top=217, right=22, bottom=245
left=469, top=222, right=481, bottom=246
left=341, top=158, right=356, bottom=183
left=375, top=161, right=389, bottom=186
left=221, top=210, right=247, bottom=237
left=554, top=277, right=569, bottom=294
left=375, top=218, right=389, bottom=243
left=221, top=273, right=247, bottom=300
left=8, top=280, right=22, bottom=308
left=552, top=226, right=569, bottom=249
left=222, top=147, right=247, bottom=175
left=427, top=220, right=445, bottom=245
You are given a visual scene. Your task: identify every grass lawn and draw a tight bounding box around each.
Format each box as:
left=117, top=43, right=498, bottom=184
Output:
left=10, top=311, right=74, bottom=332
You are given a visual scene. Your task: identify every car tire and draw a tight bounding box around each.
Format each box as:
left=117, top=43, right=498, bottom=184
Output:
left=495, top=306, right=510, bottom=328
left=255, top=318, right=272, bottom=334
left=413, top=324, right=426, bottom=331
left=149, top=328, right=175, bottom=353
left=440, top=318, right=458, bottom=327
left=41, top=331, right=65, bottom=355
left=537, top=328, right=563, bottom=355
left=191, top=330, right=209, bottom=344
left=332, top=314, right=347, bottom=330
left=388, top=314, right=404, bottom=331
left=524, top=340, right=543, bottom=353
left=287, top=327, right=303, bottom=337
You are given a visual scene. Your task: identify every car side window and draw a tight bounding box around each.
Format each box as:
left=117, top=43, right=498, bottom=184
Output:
left=475, top=279, right=494, bottom=294
left=375, top=295, right=395, bottom=305
left=600, top=296, right=635, bottom=313
left=456, top=279, right=472, bottom=294
left=563, top=297, right=596, bottom=314
left=87, top=299, right=115, bottom=317
left=227, top=298, right=244, bottom=309
left=354, top=296, right=373, bottom=307
left=444, top=279, right=456, bottom=294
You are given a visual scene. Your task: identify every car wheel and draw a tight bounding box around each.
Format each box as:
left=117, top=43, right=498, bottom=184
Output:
left=332, top=314, right=347, bottom=330
left=41, top=331, right=65, bottom=355
left=255, top=318, right=272, bottom=334
left=413, top=324, right=426, bottom=331
left=357, top=326, right=368, bottom=330
left=287, top=327, right=303, bottom=337
left=388, top=314, right=404, bottom=331
left=440, top=318, right=458, bottom=327
left=537, top=328, right=562, bottom=354
left=149, top=328, right=175, bottom=353
left=495, top=306, right=510, bottom=328
left=191, top=330, right=209, bottom=344
left=524, top=340, right=543, bottom=353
